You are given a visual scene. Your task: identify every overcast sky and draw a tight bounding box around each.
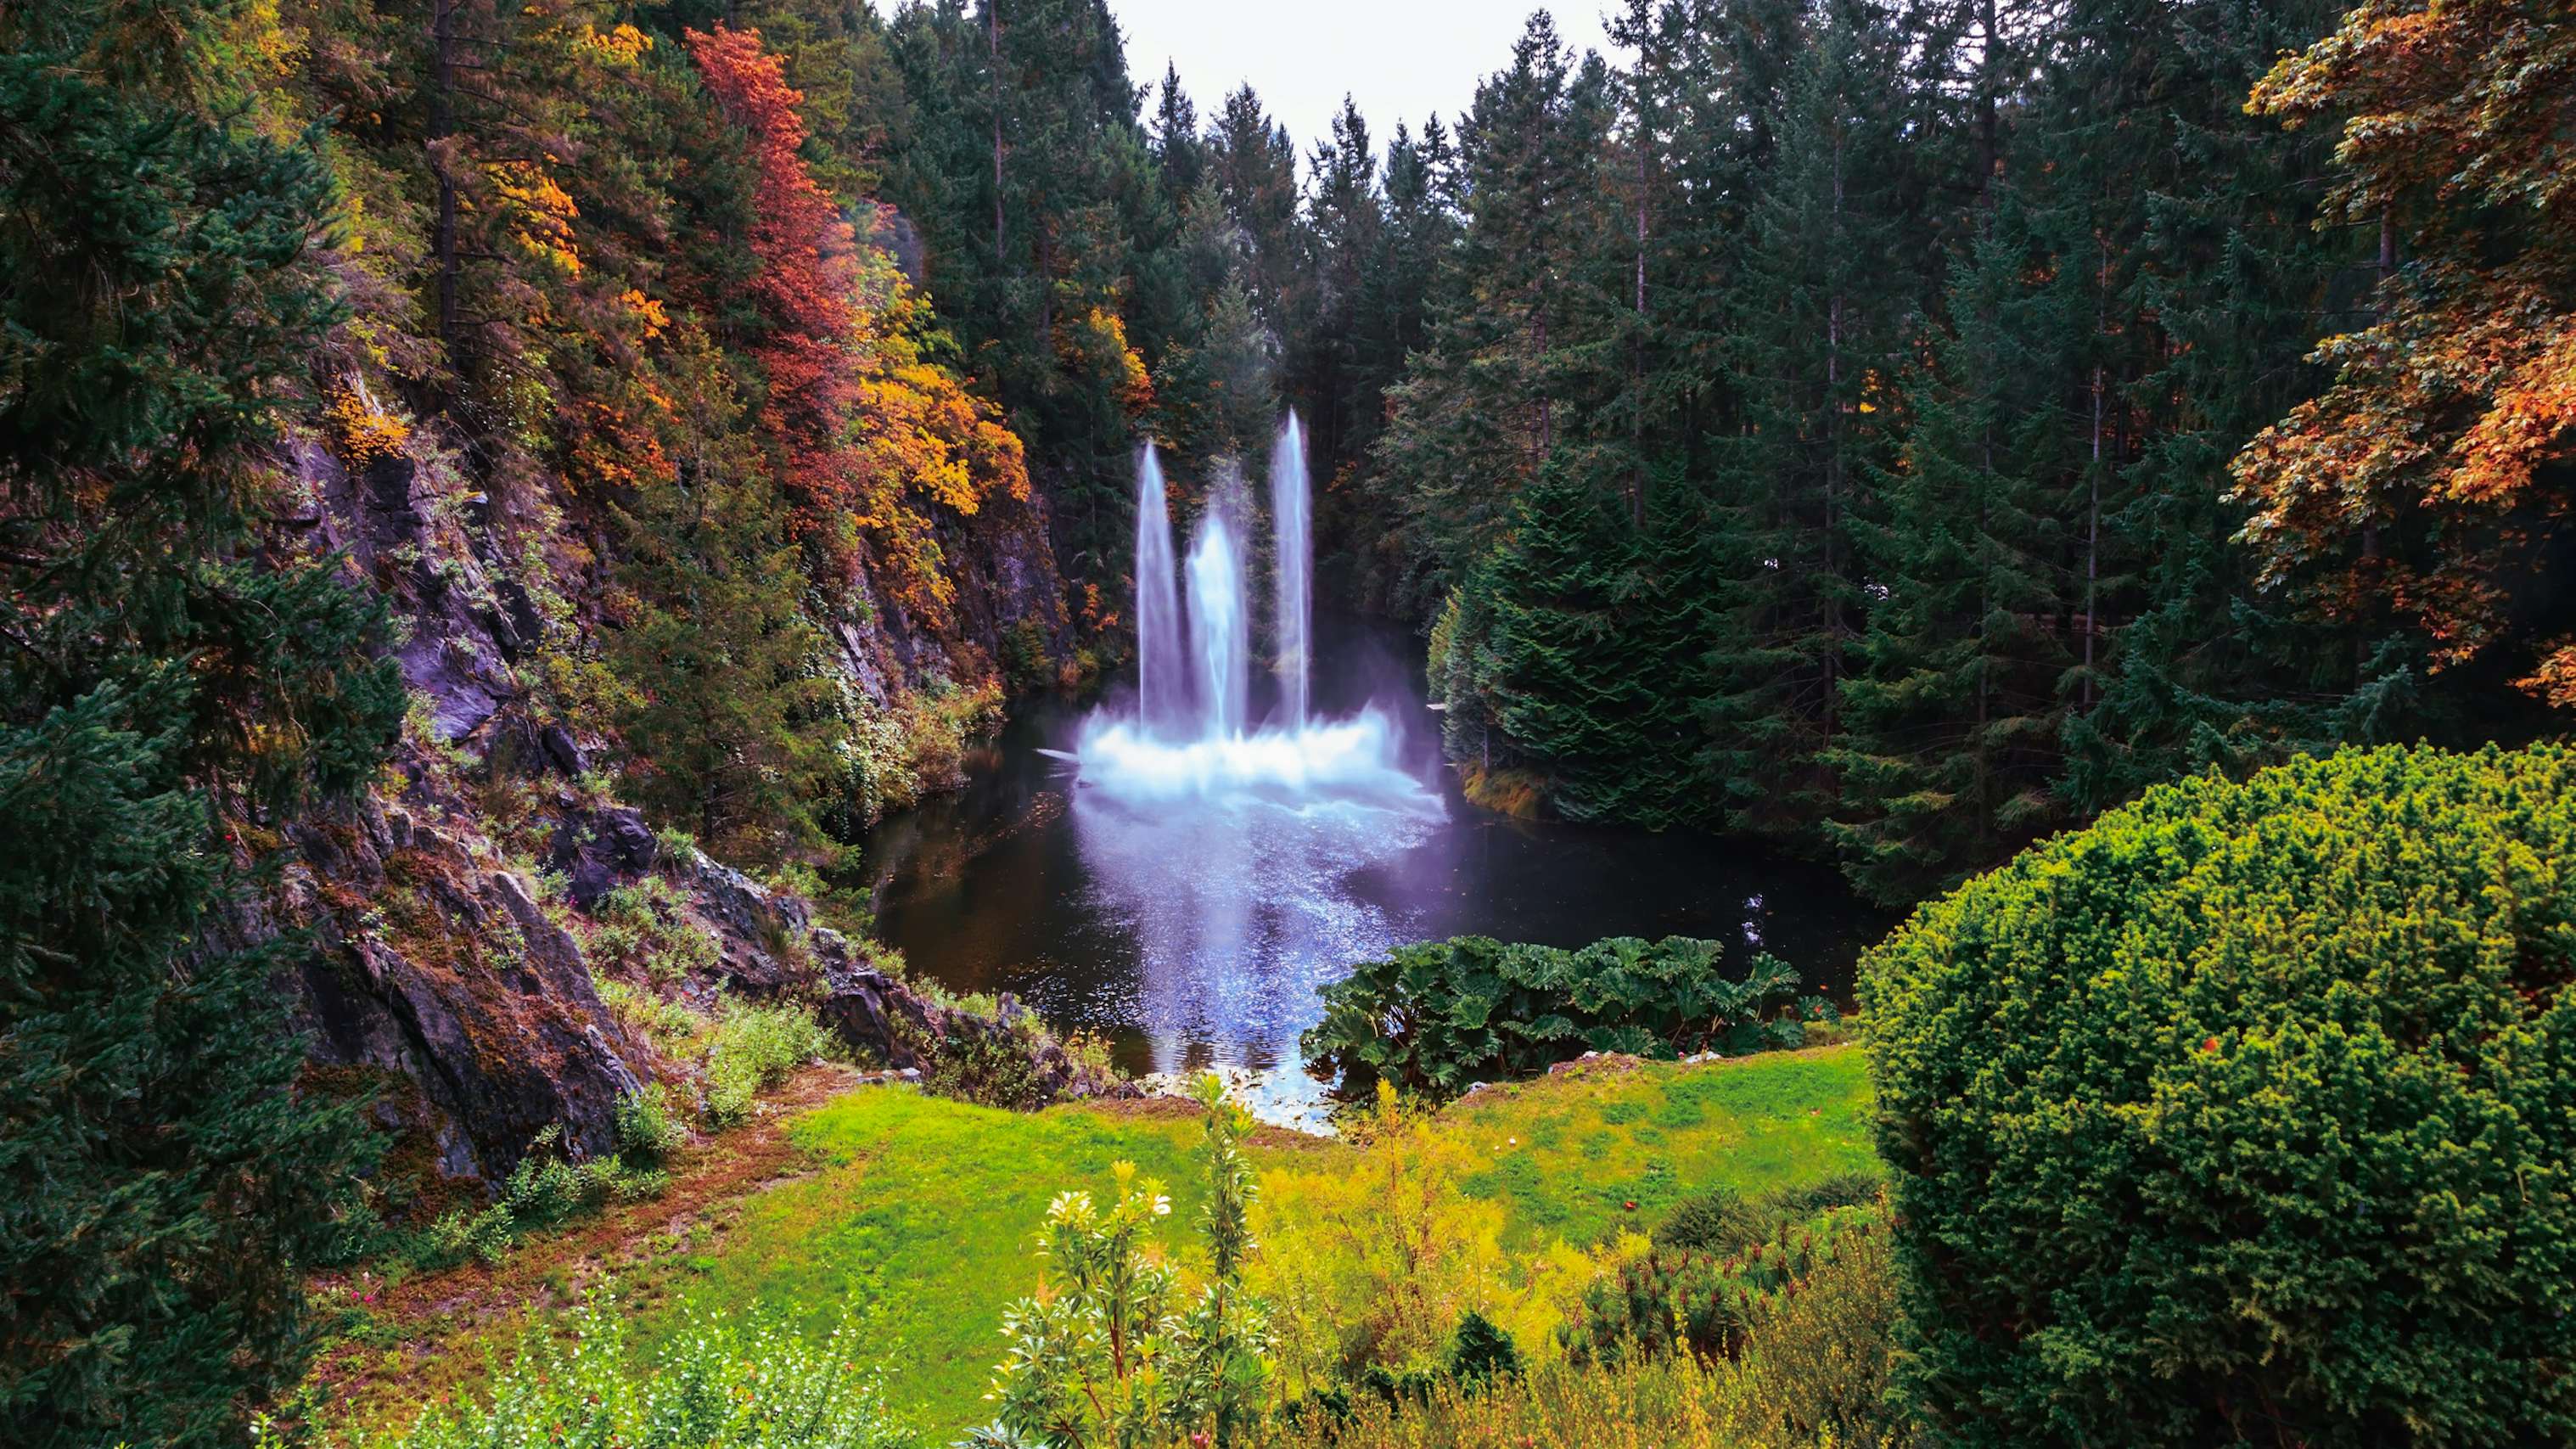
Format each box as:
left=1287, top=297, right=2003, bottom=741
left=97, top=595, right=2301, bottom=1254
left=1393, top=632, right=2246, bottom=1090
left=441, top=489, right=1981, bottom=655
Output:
left=1108, top=1, right=1623, bottom=167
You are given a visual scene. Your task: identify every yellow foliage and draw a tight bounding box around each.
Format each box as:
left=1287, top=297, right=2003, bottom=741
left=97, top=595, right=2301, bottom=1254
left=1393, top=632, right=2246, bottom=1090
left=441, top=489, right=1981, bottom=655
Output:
left=323, top=381, right=411, bottom=466
left=842, top=239, right=1032, bottom=632
left=577, top=21, right=651, bottom=65
left=485, top=160, right=581, bottom=277
left=1056, top=306, right=1153, bottom=415
left=1272, top=1229, right=1909, bottom=1448
left=619, top=289, right=667, bottom=340
left=1254, top=1082, right=1540, bottom=1392
left=1458, top=763, right=1547, bottom=820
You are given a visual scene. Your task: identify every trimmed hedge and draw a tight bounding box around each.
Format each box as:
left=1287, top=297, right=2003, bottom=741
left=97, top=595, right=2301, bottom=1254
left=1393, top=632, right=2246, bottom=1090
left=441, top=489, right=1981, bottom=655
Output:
left=1862, top=744, right=2576, bottom=1446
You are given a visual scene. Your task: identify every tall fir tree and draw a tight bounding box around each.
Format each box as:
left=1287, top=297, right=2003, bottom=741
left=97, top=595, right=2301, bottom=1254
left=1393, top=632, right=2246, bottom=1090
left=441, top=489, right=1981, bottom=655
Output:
left=0, top=4, right=403, bottom=1441
left=1442, top=464, right=1660, bottom=821
left=2054, top=0, right=2416, bottom=808
left=1704, top=0, right=1919, bottom=843
left=1827, top=199, right=2085, bottom=904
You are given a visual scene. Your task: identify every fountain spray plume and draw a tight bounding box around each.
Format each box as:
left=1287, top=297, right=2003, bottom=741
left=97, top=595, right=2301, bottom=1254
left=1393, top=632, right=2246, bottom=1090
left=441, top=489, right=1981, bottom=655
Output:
left=1134, top=442, right=1187, bottom=736
left=1078, top=416, right=1440, bottom=819
left=1187, top=501, right=1249, bottom=739
left=1271, top=411, right=1311, bottom=728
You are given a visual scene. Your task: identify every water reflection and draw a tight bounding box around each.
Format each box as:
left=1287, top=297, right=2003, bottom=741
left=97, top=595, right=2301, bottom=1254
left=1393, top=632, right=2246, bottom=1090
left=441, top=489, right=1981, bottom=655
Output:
left=861, top=651, right=1884, bottom=1130
left=1062, top=746, right=1443, bottom=1124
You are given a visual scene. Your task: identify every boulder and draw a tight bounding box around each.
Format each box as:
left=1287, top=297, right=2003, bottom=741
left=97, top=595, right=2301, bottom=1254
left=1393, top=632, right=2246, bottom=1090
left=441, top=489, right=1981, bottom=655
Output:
left=548, top=806, right=659, bottom=909
left=677, top=846, right=809, bottom=992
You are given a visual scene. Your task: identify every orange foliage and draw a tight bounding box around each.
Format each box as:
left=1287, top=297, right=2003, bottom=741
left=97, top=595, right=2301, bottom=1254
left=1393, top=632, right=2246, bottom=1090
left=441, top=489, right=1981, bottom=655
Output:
left=323, top=380, right=411, bottom=466
left=1058, top=306, right=1153, bottom=415
left=2232, top=0, right=2576, bottom=698
left=485, top=158, right=581, bottom=277
left=686, top=24, right=1030, bottom=632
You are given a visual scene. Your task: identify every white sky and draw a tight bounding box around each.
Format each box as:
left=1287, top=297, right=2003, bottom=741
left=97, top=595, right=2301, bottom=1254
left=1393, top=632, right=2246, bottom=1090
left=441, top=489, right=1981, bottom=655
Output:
left=1108, top=0, right=1624, bottom=167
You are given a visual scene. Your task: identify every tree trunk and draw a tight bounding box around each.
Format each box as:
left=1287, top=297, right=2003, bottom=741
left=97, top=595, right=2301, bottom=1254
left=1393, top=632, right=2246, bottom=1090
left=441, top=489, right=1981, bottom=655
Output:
left=1630, top=54, right=1650, bottom=525
left=1975, top=0, right=2002, bottom=206
left=2082, top=239, right=2107, bottom=710
left=988, top=1, right=1005, bottom=267
left=429, top=0, right=461, bottom=398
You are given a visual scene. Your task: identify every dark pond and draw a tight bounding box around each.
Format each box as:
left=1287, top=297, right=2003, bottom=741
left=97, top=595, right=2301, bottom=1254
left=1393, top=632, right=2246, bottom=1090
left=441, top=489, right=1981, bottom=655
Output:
left=856, top=618, right=1886, bottom=1126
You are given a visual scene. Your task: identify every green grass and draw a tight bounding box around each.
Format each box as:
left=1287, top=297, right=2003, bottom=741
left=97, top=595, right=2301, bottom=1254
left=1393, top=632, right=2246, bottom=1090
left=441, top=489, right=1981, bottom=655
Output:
left=1445, top=1047, right=1878, bottom=1250
left=356, top=1046, right=1876, bottom=1440
left=643, top=1092, right=1239, bottom=1429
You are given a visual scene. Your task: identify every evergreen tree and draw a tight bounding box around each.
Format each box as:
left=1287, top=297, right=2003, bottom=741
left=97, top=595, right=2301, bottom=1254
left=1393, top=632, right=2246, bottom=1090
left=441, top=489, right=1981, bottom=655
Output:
left=1374, top=14, right=1612, bottom=613
left=2052, top=0, right=2415, bottom=807
left=1300, top=98, right=1387, bottom=475
left=875, top=0, right=1156, bottom=573
left=1827, top=200, right=2083, bottom=903
left=1445, top=465, right=1656, bottom=821
left=0, top=5, right=401, bottom=1441
left=1704, top=0, right=1918, bottom=843
left=1207, top=84, right=1306, bottom=337
left=607, top=446, right=835, bottom=862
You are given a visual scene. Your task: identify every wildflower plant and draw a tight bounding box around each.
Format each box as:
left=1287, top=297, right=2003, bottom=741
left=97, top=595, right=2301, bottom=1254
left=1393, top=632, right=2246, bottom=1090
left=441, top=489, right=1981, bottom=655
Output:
left=965, top=1075, right=1272, bottom=1448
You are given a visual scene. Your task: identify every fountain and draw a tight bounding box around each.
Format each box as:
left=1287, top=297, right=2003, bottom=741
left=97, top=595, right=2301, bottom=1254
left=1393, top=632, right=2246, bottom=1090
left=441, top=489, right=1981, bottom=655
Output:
left=1133, top=444, right=1187, bottom=735
left=1186, top=508, right=1249, bottom=740
left=1069, top=413, right=1439, bottom=817
left=871, top=412, right=1865, bottom=1128
left=1271, top=413, right=1311, bottom=727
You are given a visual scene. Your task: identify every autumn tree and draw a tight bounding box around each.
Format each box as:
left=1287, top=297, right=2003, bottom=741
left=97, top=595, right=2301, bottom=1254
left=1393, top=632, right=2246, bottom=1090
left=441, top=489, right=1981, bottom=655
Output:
left=687, top=22, right=1030, bottom=630
left=2232, top=0, right=2576, bottom=706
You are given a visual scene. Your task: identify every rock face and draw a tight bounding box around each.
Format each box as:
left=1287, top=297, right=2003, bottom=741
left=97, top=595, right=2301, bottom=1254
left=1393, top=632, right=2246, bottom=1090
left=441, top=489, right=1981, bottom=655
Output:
left=267, top=413, right=1091, bottom=1194
left=811, top=929, right=1133, bottom=1109
left=284, top=800, right=643, bottom=1179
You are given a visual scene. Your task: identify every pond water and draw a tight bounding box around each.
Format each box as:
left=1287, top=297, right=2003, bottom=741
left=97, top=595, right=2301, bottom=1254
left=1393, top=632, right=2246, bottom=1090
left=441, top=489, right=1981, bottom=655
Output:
left=857, top=616, right=1885, bottom=1128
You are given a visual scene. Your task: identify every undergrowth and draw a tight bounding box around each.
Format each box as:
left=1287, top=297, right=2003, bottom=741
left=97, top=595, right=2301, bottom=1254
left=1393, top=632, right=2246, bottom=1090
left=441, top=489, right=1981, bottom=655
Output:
left=308, top=1289, right=912, bottom=1449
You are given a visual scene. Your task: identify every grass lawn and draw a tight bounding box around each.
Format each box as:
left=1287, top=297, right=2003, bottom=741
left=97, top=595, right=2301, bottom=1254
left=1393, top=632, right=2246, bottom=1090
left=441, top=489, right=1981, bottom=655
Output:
left=335, top=1045, right=1877, bottom=1441
left=1447, top=1047, right=1879, bottom=1250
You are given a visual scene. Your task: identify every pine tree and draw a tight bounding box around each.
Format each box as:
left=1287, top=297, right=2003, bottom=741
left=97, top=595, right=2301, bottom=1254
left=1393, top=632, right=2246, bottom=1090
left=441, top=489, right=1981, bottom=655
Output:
left=1373, top=14, right=1612, bottom=611
left=607, top=441, right=836, bottom=862
left=1443, top=464, right=1658, bottom=822
left=0, top=6, right=401, bottom=1441
left=1826, top=200, right=2083, bottom=904
left=1704, top=0, right=1919, bottom=843
left=1300, top=98, right=1387, bottom=475
left=2052, top=0, right=2410, bottom=808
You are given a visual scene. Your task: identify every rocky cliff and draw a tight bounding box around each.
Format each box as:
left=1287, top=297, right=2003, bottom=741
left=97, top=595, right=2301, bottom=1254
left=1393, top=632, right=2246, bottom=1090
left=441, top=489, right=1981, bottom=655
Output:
left=267, top=417, right=1106, bottom=1199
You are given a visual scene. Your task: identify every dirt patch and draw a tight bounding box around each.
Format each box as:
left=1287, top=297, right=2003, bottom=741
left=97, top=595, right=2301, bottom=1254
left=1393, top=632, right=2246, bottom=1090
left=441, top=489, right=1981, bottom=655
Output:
left=1545, top=1051, right=1651, bottom=1079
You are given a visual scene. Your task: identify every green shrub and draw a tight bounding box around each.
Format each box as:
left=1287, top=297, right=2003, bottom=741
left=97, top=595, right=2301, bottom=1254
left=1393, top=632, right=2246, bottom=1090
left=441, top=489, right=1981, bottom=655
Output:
left=317, top=1289, right=911, bottom=1448
left=1563, top=1205, right=1884, bottom=1369
left=615, top=1082, right=687, bottom=1167
left=1863, top=744, right=2576, bottom=1446
left=1272, top=1284, right=1911, bottom=1449
left=701, top=997, right=841, bottom=1126
left=1654, top=1171, right=1884, bottom=1255
left=1304, top=935, right=1835, bottom=1098
left=412, top=1124, right=665, bottom=1270
left=587, top=875, right=721, bottom=982
left=1447, top=1310, right=1521, bottom=1388
left=1650, top=1186, right=1754, bottom=1256
left=1000, top=616, right=1052, bottom=694
left=965, top=1076, right=1270, bottom=1448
